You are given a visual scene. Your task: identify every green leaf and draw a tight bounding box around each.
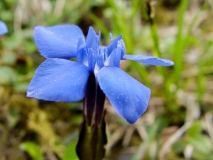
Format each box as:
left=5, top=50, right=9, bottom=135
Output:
left=62, top=140, right=79, bottom=160
left=186, top=121, right=202, bottom=137
left=0, top=66, right=18, bottom=85
left=187, top=135, right=213, bottom=157
left=14, top=82, right=29, bottom=92
left=76, top=119, right=107, bottom=160
left=20, top=141, right=43, bottom=160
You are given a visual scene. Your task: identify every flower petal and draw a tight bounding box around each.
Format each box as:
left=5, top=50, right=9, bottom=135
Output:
left=84, top=27, right=101, bottom=71
left=97, top=66, right=151, bottom=124
left=86, top=26, right=99, bottom=52
left=104, top=48, right=122, bottom=67
left=123, top=55, right=174, bottom=66
left=76, top=38, right=87, bottom=65
left=107, top=35, right=125, bottom=57
left=27, top=58, right=90, bottom=102
left=0, top=21, right=7, bottom=35
left=34, top=25, right=84, bottom=59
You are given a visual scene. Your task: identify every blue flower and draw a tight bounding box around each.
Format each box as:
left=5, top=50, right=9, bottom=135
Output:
left=27, top=25, right=173, bottom=124
left=0, top=21, right=8, bottom=35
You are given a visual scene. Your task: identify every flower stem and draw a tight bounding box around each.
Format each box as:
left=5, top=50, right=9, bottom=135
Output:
left=76, top=73, right=107, bottom=160
left=83, top=73, right=105, bottom=126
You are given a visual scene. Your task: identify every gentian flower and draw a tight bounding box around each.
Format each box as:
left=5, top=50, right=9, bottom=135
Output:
left=0, top=21, right=8, bottom=35
left=27, top=25, right=173, bottom=124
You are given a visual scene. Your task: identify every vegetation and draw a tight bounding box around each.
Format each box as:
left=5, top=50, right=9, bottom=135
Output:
left=0, top=0, right=213, bottom=159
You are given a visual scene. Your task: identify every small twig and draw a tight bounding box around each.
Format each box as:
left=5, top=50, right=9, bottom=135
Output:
left=185, top=93, right=200, bottom=123
left=46, top=149, right=58, bottom=160
left=105, top=126, right=126, bottom=153
left=149, top=141, right=158, bottom=159
left=135, top=124, right=148, bottom=141
left=159, top=122, right=192, bottom=160
left=122, top=126, right=135, bottom=147
left=133, top=141, right=149, bottom=160
left=184, top=144, right=194, bottom=159
left=53, top=0, right=66, bottom=16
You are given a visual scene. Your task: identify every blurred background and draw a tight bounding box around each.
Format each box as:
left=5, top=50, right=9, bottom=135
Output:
left=0, top=0, right=213, bottom=159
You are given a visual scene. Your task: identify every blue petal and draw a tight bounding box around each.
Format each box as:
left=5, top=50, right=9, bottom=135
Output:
left=0, top=21, right=7, bottom=35
left=123, top=55, right=174, bottom=66
left=86, top=26, right=99, bottom=53
left=84, top=27, right=101, bottom=71
left=34, top=25, right=84, bottom=59
left=104, top=48, right=122, bottom=67
left=27, top=58, right=90, bottom=102
left=97, top=67, right=151, bottom=124
left=76, top=38, right=87, bottom=65
left=94, top=53, right=104, bottom=72
left=107, top=35, right=125, bottom=57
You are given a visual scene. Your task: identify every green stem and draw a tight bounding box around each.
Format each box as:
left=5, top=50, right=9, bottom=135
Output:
left=76, top=73, right=107, bottom=160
